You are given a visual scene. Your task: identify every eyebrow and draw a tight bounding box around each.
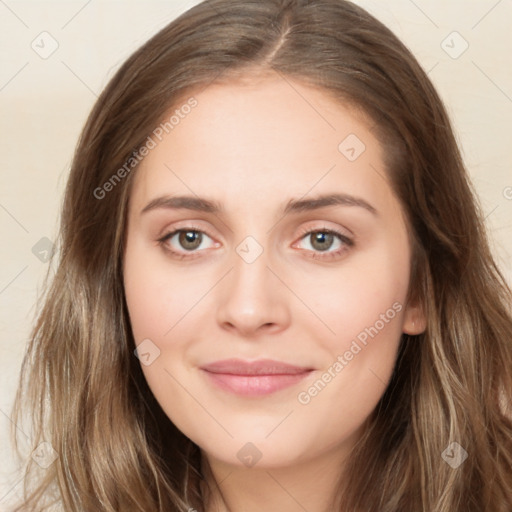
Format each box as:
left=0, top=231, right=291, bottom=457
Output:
left=140, top=193, right=378, bottom=216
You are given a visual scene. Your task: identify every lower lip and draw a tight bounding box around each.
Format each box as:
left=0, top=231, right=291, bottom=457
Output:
left=203, top=371, right=312, bottom=396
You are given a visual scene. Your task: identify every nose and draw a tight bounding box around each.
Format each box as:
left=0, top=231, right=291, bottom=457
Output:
left=215, top=247, right=291, bottom=338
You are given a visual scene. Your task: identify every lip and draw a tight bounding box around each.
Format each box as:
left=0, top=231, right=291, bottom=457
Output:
left=200, top=358, right=314, bottom=396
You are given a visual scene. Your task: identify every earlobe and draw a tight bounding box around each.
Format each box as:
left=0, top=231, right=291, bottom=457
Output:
left=402, top=302, right=427, bottom=335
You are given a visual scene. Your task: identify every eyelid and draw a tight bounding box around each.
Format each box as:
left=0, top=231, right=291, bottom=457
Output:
left=294, top=220, right=353, bottom=245
left=157, top=220, right=214, bottom=239
left=157, top=223, right=219, bottom=258
left=292, top=225, right=354, bottom=258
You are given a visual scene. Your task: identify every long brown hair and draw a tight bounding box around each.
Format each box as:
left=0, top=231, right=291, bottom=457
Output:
left=11, top=0, right=512, bottom=510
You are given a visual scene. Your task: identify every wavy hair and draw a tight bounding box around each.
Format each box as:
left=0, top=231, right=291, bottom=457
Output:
left=11, top=0, right=512, bottom=510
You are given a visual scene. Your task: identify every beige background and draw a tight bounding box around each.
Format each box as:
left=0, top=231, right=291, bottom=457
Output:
left=1, top=0, right=511, bottom=506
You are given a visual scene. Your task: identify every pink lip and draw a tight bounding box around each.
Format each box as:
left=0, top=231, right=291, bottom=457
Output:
left=200, top=358, right=314, bottom=396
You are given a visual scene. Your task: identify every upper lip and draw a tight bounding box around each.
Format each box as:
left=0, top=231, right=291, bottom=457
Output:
left=201, top=358, right=313, bottom=376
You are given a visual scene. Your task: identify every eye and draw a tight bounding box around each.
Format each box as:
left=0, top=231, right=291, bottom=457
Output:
left=158, top=227, right=217, bottom=259
left=294, top=227, right=353, bottom=260
left=157, top=225, right=353, bottom=261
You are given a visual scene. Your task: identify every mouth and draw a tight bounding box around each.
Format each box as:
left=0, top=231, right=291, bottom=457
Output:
left=200, top=358, right=314, bottom=396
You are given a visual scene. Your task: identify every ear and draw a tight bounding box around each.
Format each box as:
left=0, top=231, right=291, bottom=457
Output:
left=402, top=300, right=426, bottom=335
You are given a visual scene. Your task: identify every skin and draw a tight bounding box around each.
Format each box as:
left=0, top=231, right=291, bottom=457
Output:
left=123, top=72, right=426, bottom=512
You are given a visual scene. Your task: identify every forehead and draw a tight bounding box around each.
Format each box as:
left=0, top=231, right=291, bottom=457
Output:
left=129, top=74, right=395, bottom=217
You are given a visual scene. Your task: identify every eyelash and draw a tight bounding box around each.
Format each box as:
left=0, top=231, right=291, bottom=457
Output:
left=157, top=225, right=354, bottom=261
left=295, top=226, right=354, bottom=261
left=157, top=224, right=215, bottom=261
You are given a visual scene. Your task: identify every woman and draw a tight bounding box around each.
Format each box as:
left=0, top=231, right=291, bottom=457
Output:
left=11, top=0, right=512, bottom=510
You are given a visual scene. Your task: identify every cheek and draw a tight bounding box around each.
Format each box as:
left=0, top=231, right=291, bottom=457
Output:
left=123, top=243, right=198, bottom=429
left=291, top=262, right=407, bottom=450
left=123, top=239, right=205, bottom=344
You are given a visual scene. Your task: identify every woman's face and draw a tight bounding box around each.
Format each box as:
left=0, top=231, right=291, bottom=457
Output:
left=123, top=73, right=425, bottom=470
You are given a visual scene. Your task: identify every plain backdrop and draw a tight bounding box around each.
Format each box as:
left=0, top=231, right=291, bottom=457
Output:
left=1, top=0, right=511, bottom=507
